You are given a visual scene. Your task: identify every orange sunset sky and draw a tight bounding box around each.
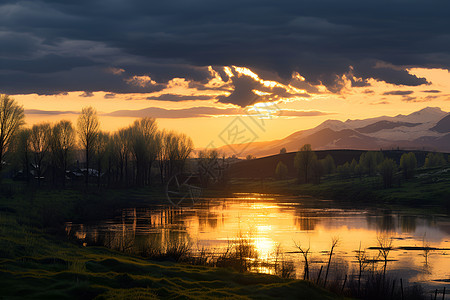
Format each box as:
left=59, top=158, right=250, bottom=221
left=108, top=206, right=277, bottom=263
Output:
left=14, top=67, right=450, bottom=148
left=2, top=1, right=450, bottom=149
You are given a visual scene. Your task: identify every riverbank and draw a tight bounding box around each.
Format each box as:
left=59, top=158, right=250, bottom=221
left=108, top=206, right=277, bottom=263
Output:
left=225, top=165, right=450, bottom=215
left=0, top=182, right=346, bottom=299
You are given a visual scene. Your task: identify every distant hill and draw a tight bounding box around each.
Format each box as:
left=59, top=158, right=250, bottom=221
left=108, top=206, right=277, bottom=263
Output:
left=431, top=114, right=450, bottom=133
left=228, top=150, right=432, bottom=179
left=216, top=107, right=450, bottom=157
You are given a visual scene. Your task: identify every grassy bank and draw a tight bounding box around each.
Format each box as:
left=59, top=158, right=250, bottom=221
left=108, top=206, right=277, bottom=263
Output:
left=227, top=165, right=450, bottom=214
left=0, top=182, right=345, bottom=299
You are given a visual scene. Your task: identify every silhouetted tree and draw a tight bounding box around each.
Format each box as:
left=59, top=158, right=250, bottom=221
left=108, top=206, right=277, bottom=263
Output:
left=51, top=120, right=75, bottom=187
left=279, top=147, right=287, bottom=154
left=13, top=128, right=31, bottom=182
left=400, top=152, right=417, bottom=179
left=129, top=118, right=159, bottom=186
left=337, top=162, right=351, bottom=178
left=322, top=154, right=336, bottom=175
left=198, top=149, right=220, bottom=187
left=294, top=144, right=316, bottom=183
left=310, top=156, right=323, bottom=184
left=424, top=152, right=446, bottom=168
left=77, top=107, right=100, bottom=186
left=379, top=158, right=397, bottom=188
left=359, top=151, right=383, bottom=176
left=94, top=131, right=110, bottom=187
left=30, top=123, right=52, bottom=185
left=0, top=95, right=25, bottom=177
left=164, top=131, right=193, bottom=179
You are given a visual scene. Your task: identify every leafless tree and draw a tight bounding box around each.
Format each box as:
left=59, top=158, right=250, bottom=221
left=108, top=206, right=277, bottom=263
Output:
left=377, top=234, right=393, bottom=277
left=294, top=240, right=311, bottom=280
left=0, top=95, right=25, bottom=177
left=129, top=118, right=159, bottom=186
left=77, top=107, right=100, bottom=186
left=324, top=236, right=339, bottom=286
left=94, top=131, right=110, bottom=187
left=13, top=128, right=32, bottom=182
left=51, top=120, right=75, bottom=187
left=30, top=123, right=52, bottom=185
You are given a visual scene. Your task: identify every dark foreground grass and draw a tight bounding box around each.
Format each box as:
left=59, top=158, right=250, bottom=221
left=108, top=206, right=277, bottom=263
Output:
left=0, top=215, right=343, bottom=299
left=0, top=182, right=346, bottom=299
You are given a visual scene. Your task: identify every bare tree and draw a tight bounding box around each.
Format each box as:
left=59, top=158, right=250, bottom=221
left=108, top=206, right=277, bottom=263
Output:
left=30, top=123, right=52, bottom=185
left=117, top=128, right=132, bottom=186
left=13, top=128, right=32, bottom=182
left=129, top=118, right=159, bottom=186
left=51, top=120, right=75, bottom=187
left=294, top=241, right=311, bottom=280
left=77, top=107, right=100, bottom=186
left=0, top=95, right=25, bottom=176
left=94, top=131, right=110, bottom=187
left=324, top=236, right=339, bottom=287
left=162, top=131, right=193, bottom=179
left=377, top=234, right=393, bottom=277
left=355, top=242, right=369, bottom=293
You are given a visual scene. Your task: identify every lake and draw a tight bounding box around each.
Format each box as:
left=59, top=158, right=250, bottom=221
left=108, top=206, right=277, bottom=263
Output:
left=66, top=193, right=450, bottom=293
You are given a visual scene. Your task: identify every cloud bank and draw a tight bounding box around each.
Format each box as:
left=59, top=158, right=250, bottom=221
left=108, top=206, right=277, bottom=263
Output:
left=1, top=0, right=449, bottom=104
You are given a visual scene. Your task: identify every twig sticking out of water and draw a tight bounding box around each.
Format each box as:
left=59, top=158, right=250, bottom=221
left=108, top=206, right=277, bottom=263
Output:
left=294, top=241, right=310, bottom=280
left=324, top=236, right=339, bottom=287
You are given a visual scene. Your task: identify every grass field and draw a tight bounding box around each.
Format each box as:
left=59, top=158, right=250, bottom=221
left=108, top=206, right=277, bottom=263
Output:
left=0, top=182, right=346, bottom=299
left=227, top=165, right=450, bottom=214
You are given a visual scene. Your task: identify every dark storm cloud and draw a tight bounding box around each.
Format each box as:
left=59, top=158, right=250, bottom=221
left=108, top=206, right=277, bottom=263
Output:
left=79, top=91, right=94, bottom=97
left=104, top=93, right=115, bottom=99
left=280, top=110, right=332, bottom=117
left=146, top=94, right=213, bottom=101
left=217, top=68, right=310, bottom=106
left=105, top=107, right=243, bottom=118
left=383, top=90, right=414, bottom=96
left=105, top=106, right=330, bottom=118
left=1, top=0, right=449, bottom=100
left=25, top=109, right=77, bottom=115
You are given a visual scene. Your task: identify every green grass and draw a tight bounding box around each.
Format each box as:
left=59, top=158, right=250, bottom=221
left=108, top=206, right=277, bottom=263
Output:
left=0, top=182, right=347, bottom=299
left=227, top=165, right=450, bottom=214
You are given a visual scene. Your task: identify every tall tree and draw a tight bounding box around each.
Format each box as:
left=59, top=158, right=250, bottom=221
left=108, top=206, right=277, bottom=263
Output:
left=0, top=95, right=25, bottom=176
left=129, top=118, right=159, bottom=186
left=400, top=152, right=417, bottom=179
left=379, top=158, right=397, bottom=188
left=77, top=107, right=100, bottom=186
left=359, top=151, right=383, bottom=176
left=14, top=128, right=32, bottom=182
left=51, top=120, right=76, bottom=187
left=294, top=144, right=316, bottom=183
left=163, top=131, right=193, bottom=179
left=30, top=123, right=52, bottom=185
left=94, top=131, right=110, bottom=187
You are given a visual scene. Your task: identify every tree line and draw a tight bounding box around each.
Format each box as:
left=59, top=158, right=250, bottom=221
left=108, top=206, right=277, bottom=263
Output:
left=0, top=94, right=193, bottom=188
left=275, top=144, right=449, bottom=188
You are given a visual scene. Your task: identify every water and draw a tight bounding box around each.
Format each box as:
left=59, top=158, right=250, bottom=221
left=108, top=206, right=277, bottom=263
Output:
left=66, top=193, right=450, bottom=292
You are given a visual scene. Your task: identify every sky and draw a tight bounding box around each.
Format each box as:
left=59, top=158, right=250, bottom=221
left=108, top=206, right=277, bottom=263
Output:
left=1, top=0, right=450, bottom=148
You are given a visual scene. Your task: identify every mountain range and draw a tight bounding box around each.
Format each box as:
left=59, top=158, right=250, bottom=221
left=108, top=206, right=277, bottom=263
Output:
left=217, top=107, right=450, bottom=157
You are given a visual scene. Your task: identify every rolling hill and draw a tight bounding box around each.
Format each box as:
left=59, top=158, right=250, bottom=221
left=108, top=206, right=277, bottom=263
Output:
left=217, top=107, right=450, bottom=157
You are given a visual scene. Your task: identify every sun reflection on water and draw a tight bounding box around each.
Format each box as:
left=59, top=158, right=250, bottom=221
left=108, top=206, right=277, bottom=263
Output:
left=67, top=193, right=450, bottom=289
